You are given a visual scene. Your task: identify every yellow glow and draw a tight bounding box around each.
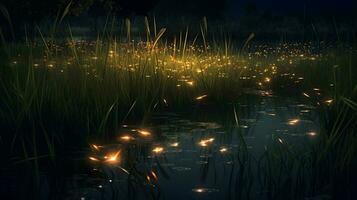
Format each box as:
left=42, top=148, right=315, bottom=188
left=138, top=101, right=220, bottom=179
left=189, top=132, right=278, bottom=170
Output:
left=288, top=119, right=300, bottom=125
left=278, top=138, right=284, bottom=144
left=170, top=142, right=179, bottom=147
left=105, top=150, right=121, bottom=164
left=325, top=99, right=333, bottom=105
left=303, top=93, right=310, bottom=98
left=120, top=135, right=134, bottom=141
left=196, top=94, right=208, bottom=100
left=306, top=131, right=317, bottom=137
left=193, top=188, right=206, bottom=193
left=186, top=81, right=194, bottom=86
left=198, top=138, right=215, bottom=147
left=91, top=144, right=102, bottom=151
left=138, top=130, right=151, bottom=137
left=89, top=156, right=100, bottom=162
left=152, top=147, right=164, bottom=154
left=219, top=147, right=228, bottom=153
left=151, top=171, right=158, bottom=181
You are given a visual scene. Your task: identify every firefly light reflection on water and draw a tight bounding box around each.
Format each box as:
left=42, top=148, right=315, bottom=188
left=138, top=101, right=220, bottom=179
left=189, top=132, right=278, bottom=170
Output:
left=192, top=187, right=219, bottom=193
left=79, top=95, right=322, bottom=199
left=88, top=149, right=121, bottom=164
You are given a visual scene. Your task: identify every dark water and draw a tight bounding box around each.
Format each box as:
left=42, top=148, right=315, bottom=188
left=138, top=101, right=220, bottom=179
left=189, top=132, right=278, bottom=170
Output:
left=57, top=91, right=320, bottom=200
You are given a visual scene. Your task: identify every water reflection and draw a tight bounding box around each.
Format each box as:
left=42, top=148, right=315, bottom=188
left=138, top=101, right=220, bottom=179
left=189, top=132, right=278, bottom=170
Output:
left=65, top=94, right=321, bottom=199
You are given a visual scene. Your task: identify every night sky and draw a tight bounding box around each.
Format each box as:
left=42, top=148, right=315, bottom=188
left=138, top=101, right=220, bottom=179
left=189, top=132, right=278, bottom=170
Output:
left=154, top=0, right=356, bottom=19
left=231, top=0, right=356, bottom=15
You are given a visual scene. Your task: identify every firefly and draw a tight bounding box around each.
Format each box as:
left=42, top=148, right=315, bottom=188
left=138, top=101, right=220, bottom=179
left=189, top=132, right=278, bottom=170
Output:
left=219, top=147, right=228, bottom=153
left=303, top=93, right=310, bottom=98
left=146, top=175, right=151, bottom=182
left=306, top=131, right=317, bottom=137
left=91, top=144, right=102, bottom=151
left=120, top=135, right=134, bottom=141
left=196, top=94, right=208, bottom=100
left=192, top=188, right=206, bottom=193
left=105, top=150, right=121, bottom=164
left=288, top=119, right=300, bottom=125
left=325, top=99, right=333, bottom=105
left=151, top=171, right=158, bottom=181
left=278, top=138, right=284, bottom=144
left=170, top=142, right=179, bottom=147
left=186, top=81, right=194, bottom=86
left=89, top=156, right=100, bottom=162
left=152, top=147, right=164, bottom=154
left=138, top=130, right=151, bottom=137
left=198, top=138, right=214, bottom=147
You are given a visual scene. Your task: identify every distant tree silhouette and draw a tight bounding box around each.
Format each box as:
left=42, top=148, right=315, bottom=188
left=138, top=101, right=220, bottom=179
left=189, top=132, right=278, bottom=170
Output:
left=57, top=0, right=95, bottom=16
left=0, top=0, right=95, bottom=40
left=0, top=0, right=94, bottom=24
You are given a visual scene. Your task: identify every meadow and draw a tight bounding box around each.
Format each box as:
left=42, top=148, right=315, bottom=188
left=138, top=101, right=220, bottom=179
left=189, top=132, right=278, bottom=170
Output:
left=0, top=17, right=356, bottom=199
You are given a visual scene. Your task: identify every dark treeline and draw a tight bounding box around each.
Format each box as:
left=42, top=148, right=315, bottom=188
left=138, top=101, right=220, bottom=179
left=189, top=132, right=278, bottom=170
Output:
left=1, top=0, right=356, bottom=42
left=0, top=0, right=232, bottom=25
left=0, top=0, right=159, bottom=40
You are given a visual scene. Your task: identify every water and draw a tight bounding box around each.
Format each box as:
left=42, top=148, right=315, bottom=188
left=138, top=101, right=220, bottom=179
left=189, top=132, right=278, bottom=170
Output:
left=62, top=92, right=320, bottom=200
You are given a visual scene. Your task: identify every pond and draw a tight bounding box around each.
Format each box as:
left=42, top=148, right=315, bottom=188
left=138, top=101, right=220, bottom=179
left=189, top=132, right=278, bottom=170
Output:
left=58, top=91, right=320, bottom=200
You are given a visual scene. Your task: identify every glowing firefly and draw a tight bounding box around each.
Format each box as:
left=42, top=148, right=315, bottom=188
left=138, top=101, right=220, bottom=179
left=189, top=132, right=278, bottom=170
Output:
left=219, top=147, right=228, bottom=153
left=138, top=130, right=151, bottom=137
left=170, top=142, right=179, bottom=147
left=306, top=131, right=317, bottom=137
left=120, top=135, right=134, bottom=141
left=152, top=147, right=164, bottom=154
left=288, top=119, right=300, bottom=125
left=196, top=94, right=208, bottom=100
left=89, top=156, right=100, bottom=162
left=104, top=150, right=121, bottom=164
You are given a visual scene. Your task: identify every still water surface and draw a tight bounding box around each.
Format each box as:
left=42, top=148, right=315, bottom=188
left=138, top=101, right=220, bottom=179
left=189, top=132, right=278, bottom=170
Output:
left=65, top=91, right=319, bottom=200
